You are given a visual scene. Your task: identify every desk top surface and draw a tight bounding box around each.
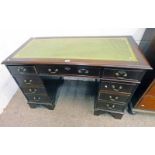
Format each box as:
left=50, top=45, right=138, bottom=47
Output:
left=13, top=37, right=137, bottom=61
left=3, top=36, right=151, bottom=69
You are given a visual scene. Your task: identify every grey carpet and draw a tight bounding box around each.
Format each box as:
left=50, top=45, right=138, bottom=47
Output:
left=0, top=79, right=155, bottom=127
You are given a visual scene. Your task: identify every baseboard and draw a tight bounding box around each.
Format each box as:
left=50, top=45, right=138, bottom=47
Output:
left=0, top=64, right=18, bottom=113
left=0, top=77, right=18, bottom=114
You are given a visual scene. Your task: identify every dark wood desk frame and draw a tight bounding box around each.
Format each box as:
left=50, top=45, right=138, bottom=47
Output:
left=2, top=36, right=151, bottom=119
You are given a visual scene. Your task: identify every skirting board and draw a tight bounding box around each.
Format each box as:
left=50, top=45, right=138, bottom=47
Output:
left=0, top=77, right=18, bottom=114
left=0, top=64, right=18, bottom=114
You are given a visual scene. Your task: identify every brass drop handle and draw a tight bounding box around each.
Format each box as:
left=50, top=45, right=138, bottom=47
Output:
left=48, top=68, right=59, bottom=74
left=106, top=104, right=115, bottom=109
left=111, top=85, right=123, bottom=91
left=109, top=95, right=119, bottom=101
left=104, top=85, right=108, bottom=88
left=33, top=96, right=41, bottom=101
left=24, top=79, right=32, bottom=85
left=17, top=67, right=27, bottom=73
left=78, top=69, right=89, bottom=74
left=28, top=88, right=37, bottom=93
left=64, top=67, right=71, bottom=71
left=115, top=70, right=127, bottom=79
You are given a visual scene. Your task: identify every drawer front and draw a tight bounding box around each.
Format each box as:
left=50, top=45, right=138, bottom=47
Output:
left=98, top=92, right=130, bottom=103
left=103, top=68, right=144, bottom=81
left=146, top=84, right=155, bottom=96
left=136, top=96, right=155, bottom=111
left=100, top=81, right=137, bottom=93
left=96, top=101, right=126, bottom=112
left=22, top=87, right=47, bottom=95
left=36, top=65, right=62, bottom=75
left=7, top=65, right=36, bottom=75
left=26, top=94, right=51, bottom=103
left=14, top=76, right=43, bottom=87
left=76, top=66, right=99, bottom=77
left=36, top=65, right=100, bottom=77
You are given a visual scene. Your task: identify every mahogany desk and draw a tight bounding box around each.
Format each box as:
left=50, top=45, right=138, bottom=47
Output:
left=2, top=36, right=151, bottom=119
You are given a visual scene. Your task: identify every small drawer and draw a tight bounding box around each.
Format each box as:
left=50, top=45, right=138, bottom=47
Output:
left=26, top=94, right=51, bottom=103
left=36, top=65, right=100, bottom=77
left=96, top=101, right=126, bottom=112
left=100, top=81, right=137, bottom=93
left=21, top=87, right=47, bottom=94
left=102, top=68, right=144, bottom=81
left=136, top=96, right=155, bottom=111
left=7, top=65, right=36, bottom=75
left=14, top=75, right=43, bottom=87
left=98, top=92, right=130, bottom=103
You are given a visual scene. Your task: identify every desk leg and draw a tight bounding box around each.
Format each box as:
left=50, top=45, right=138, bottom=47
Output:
left=128, top=102, right=136, bottom=115
left=94, top=110, right=100, bottom=116
left=29, top=103, right=55, bottom=110
left=94, top=110, right=123, bottom=119
left=110, top=113, right=123, bottom=119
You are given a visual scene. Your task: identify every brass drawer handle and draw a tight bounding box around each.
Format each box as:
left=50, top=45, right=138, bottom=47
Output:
left=115, top=70, right=128, bottom=79
left=28, top=88, right=37, bottom=93
left=78, top=69, right=89, bottom=74
left=24, top=79, right=32, bottom=85
left=64, top=67, right=71, bottom=71
left=104, top=85, right=108, bottom=88
left=106, top=104, right=115, bottom=109
left=48, top=68, right=59, bottom=74
left=111, top=85, right=123, bottom=91
left=109, top=95, right=119, bottom=101
left=33, top=96, right=41, bottom=101
left=17, top=67, right=27, bottom=73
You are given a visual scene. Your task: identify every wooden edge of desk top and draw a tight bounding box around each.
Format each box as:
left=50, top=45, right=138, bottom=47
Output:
left=2, top=36, right=152, bottom=70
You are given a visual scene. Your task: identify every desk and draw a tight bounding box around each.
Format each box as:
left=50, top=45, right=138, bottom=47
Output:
left=2, top=36, right=151, bottom=119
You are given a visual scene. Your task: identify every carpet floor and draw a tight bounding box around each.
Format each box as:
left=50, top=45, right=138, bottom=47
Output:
left=0, top=80, right=155, bottom=127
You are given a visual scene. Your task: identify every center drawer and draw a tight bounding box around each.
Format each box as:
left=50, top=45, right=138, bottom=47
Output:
left=36, top=65, right=100, bottom=77
left=98, top=92, right=131, bottom=103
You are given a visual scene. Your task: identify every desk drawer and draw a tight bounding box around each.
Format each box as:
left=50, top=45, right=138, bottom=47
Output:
left=98, top=92, right=130, bottom=103
left=100, top=81, right=137, bottom=93
left=102, top=68, right=144, bottom=81
left=36, top=65, right=100, bottom=77
left=22, top=87, right=47, bottom=95
left=96, top=101, right=126, bottom=112
left=136, top=96, right=155, bottom=111
left=14, top=75, right=43, bottom=87
left=26, top=94, right=51, bottom=103
left=7, top=65, right=36, bottom=75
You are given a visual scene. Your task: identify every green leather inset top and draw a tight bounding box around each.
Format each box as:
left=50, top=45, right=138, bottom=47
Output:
left=13, top=37, right=138, bottom=61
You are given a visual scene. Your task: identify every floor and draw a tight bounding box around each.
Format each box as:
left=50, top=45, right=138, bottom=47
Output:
left=0, top=79, right=155, bottom=127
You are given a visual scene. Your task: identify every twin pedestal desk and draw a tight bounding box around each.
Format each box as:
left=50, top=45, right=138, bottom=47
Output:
left=2, top=37, right=151, bottom=119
